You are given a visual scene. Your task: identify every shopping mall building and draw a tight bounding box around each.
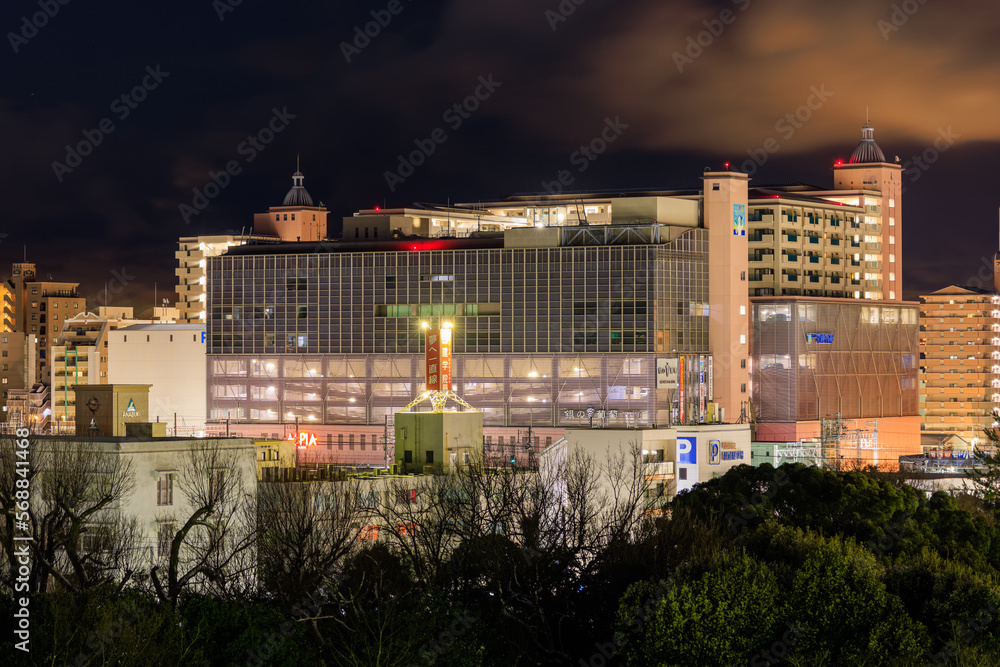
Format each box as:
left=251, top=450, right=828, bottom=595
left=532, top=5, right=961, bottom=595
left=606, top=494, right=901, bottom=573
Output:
left=202, top=123, right=920, bottom=465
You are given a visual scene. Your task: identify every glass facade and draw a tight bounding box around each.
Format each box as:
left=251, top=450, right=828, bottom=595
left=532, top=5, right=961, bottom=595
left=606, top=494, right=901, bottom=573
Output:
left=751, top=299, right=919, bottom=422
left=206, top=229, right=713, bottom=428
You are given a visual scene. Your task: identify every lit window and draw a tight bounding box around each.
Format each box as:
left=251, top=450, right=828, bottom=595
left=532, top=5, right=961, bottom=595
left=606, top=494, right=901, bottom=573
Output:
left=740, top=335, right=746, bottom=345
left=889, top=236, right=895, bottom=244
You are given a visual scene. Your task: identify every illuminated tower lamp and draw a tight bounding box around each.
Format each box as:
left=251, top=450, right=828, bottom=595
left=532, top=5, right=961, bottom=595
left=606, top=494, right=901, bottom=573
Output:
left=400, top=321, right=477, bottom=414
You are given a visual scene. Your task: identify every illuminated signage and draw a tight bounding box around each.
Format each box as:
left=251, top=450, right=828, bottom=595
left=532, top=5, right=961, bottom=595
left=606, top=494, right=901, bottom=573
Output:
left=709, top=440, right=721, bottom=465
left=806, top=333, right=834, bottom=344
left=656, top=358, right=679, bottom=390
left=733, top=203, right=746, bottom=236
left=677, top=436, right=697, bottom=464
left=122, top=398, right=140, bottom=418
left=287, top=432, right=318, bottom=449
left=425, top=326, right=453, bottom=391
left=679, top=356, right=686, bottom=424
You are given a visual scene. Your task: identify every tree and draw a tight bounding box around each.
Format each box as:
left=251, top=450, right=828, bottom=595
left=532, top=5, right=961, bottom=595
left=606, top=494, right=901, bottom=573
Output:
left=150, top=439, right=256, bottom=608
left=0, top=436, right=142, bottom=594
left=257, top=472, right=362, bottom=609
left=969, top=410, right=1000, bottom=518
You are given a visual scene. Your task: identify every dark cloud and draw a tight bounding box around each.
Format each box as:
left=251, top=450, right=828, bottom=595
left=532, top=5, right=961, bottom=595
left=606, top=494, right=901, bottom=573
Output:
left=0, top=0, right=997, bottom=306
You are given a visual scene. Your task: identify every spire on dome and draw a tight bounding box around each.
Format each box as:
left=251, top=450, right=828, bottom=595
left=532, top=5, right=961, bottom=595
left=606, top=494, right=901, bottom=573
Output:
left=848, top=116, right=886, bottom=164
left=283, top=160, right=314, bottom=206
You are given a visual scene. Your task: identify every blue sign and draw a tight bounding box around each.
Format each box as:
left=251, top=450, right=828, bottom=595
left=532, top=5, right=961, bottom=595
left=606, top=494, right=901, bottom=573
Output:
left=733, top=203, right=746, bottom=236
left=709, top=440, right=721, bottom=465
left=201, top=331, right=206, bottom=344
left=678, top=437, right=697, bottom=464
left=806, top=333, right=833, bottom=344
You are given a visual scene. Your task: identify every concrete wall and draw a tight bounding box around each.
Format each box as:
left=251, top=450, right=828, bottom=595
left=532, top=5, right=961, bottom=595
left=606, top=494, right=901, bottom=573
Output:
left=702, top=172, right=750, bottom=423
left=108, top=326, right=207, bottom=435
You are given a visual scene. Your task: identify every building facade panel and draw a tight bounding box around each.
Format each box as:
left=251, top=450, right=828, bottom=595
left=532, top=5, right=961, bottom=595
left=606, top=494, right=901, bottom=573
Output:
left=752, top=298, right=919, bottom=423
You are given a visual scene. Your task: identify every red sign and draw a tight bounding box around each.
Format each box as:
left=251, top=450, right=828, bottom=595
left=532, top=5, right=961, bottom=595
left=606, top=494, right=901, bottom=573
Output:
left=425, top=327, right=453, bottom=391
left=440, top=327, right=452, bottom=391
left=287, top=432, right=317, bottom=449
left=426, top=329, right=441, bottom=390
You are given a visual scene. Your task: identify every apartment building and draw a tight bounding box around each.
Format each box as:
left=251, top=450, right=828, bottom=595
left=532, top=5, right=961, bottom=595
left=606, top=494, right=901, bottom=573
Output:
left=919, top=285, right=997, bottom=447
left=176, top=235, right=277, bottom=323
left=49, top=309, right=151, bottom=432
left=5, top=262, right=84, bottom=381
left=466, top=121, right=902, bottom=303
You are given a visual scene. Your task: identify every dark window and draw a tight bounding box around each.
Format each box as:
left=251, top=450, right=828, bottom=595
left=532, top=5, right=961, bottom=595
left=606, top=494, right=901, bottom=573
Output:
left=425, top=451, right=434, bottom=464
left=404, top=450, right=413, bottom=463
left=679, top=468, right=688, bottom=481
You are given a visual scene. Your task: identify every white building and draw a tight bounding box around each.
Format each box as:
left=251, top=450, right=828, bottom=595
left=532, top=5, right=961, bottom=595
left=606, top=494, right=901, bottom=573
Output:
left=108, top=324, right=207, bottom=436
left=674, top=423, right=752, bottom=494
left=35, top=434, right=257, bottom=577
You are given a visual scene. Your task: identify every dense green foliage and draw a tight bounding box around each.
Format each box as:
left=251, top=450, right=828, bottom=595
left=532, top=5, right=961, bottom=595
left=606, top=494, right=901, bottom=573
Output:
left=4, top=463, right=1000, bottom=665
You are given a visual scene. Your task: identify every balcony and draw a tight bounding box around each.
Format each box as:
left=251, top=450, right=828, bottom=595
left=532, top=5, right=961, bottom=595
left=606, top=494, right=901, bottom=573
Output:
left=748, top=233, right=775, bottom=248
left=643, top=461, right=675, bottom=478
left=749, top=255, right=775, bottom=268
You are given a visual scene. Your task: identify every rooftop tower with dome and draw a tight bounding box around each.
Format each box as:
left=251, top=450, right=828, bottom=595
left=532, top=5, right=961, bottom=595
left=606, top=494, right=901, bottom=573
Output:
left=832, top=116, right=903, bottom=302
left=252, top=161, right=329, bottom=242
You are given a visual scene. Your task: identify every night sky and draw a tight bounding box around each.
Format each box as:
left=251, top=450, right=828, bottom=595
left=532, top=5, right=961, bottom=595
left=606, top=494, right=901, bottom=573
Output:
left=2, top=0, right=997, bottom=308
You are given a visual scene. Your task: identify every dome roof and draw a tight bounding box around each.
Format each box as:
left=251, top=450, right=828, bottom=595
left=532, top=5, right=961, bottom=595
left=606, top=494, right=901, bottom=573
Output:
left=282, top=170, right=314, bottom=206
left=848, top=121, right=886, bottom=164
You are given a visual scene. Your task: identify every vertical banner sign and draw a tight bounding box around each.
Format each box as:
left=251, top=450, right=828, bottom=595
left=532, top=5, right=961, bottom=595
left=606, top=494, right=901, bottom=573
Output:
left=425, top=329, right=441, bottom=391
left=679, top=355, right=686, bottom=424
left=708, top=357, right=714, bottom=401
left=733, top=203, right=746, bottom=236
left=440, top=326, right=453, bottom=391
